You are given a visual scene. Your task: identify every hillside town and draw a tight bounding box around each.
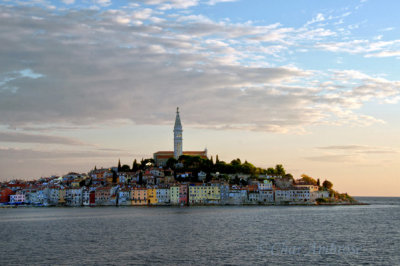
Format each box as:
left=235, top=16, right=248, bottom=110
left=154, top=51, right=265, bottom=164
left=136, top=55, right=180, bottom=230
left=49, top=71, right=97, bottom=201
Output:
left=0, top=164, right=337, bottom=207
left=0, top=108, right=355, bottom=207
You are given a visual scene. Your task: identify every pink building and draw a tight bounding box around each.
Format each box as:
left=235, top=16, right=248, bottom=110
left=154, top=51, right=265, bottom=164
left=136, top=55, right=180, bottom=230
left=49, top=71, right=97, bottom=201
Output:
left=10, top=193, right=25, bottom=204
left=179, top=184, right=188, bottom=205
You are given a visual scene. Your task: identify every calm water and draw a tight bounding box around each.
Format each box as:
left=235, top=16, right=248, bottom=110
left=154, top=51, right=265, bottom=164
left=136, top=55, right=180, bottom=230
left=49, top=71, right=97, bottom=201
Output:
left=0, top=197, right=399, bottom=265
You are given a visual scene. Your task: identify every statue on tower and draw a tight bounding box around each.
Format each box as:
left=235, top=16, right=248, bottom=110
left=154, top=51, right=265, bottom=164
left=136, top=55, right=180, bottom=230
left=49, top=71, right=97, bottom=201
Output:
left=174, top=107, right=183, bottom=159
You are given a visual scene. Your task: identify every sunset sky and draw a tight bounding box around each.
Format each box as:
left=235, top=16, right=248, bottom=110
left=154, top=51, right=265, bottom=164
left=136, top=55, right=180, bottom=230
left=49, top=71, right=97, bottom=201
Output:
left=0, top=0, right=399, bottom=196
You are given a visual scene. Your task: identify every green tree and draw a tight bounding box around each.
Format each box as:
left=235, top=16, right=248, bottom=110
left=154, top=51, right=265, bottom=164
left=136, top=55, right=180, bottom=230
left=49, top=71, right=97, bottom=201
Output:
left=301, top=174, right=317, bottom=185
left=111, top=170, right=118, bottom=183
left=121, top=164, right=130, bottom=172
left=242, top=160, right=256, bottom=175
left=317, top=178, right=320, bottom=187
left=132, top=159, right=139, bottom=172
left=231, top=158, right=241, bottom=165
left=322, top=180, right=333, bottom=190
left=275, top=164, right=286, bottom=176
left=118, top=159, right=122, bottom=172
left=166, top=157, right=178, bottom=169
left=138, top=171, right=143, bottom=185
left=266, top=168, right=276, bottom=176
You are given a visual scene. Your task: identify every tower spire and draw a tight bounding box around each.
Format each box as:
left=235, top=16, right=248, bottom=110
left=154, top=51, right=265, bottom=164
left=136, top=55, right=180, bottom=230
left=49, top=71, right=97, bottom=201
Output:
left=174, top=107, right=182, bottom=129
left=174, top=107, right=183, bottom=159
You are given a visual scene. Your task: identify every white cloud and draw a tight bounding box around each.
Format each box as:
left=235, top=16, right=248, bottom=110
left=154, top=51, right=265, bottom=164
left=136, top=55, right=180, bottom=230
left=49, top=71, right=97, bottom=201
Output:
left=0, top=131, right=87, bottom=145
left=207, top=0, right=238, bottom=5
left=365, top=50, right=400, bottom=58
left=316, top=39, right=400, bottom=57
left=305, top=13, right=325, bottom=26
left=96, top=0, right=112, bottom=7
left=62, top=0, right=75, bottom=4
left=0, top=5, right=398, bottom=135
left=139, top=0, right=200, bottom=9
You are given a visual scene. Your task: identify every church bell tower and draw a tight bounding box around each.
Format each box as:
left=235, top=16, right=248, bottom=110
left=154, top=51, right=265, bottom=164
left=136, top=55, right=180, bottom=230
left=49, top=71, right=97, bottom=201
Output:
left=174, top=107, right=183, bottom=159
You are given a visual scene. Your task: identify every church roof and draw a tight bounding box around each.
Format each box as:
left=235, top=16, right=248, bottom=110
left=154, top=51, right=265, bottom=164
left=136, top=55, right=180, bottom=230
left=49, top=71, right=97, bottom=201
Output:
left=154, top=151, right=207, bottom=155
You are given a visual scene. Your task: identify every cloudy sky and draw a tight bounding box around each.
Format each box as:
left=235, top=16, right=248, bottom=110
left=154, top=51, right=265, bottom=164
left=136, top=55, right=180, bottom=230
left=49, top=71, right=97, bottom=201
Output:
left=0, top=0, right=399, bottom=196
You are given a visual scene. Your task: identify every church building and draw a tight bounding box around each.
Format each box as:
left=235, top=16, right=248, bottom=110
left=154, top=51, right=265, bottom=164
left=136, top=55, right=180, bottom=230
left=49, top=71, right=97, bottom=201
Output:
left=153, top=107, right=208, bottom=166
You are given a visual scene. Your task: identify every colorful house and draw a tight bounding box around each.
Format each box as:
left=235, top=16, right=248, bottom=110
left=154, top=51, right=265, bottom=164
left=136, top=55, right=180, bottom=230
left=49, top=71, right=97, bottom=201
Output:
left=189, top=184, right=220, bottom=205
left=131, top=188, right=147, bottom=205
left=118, top=189, right=131, bottom=206
left=58, top=189, right=66, bottom=206
left=170, top=186, right=180, bottom=205
left=95, top=187, right=112, bottom=206
left=156, top=188, right=170, bottom=204
left=9, top=193, right=25, bottom=205
left=66, top=188, right=83, bottom=206
left=179, top=184, right=188, bottom=205
left=147, top=188, right=158, bottom=205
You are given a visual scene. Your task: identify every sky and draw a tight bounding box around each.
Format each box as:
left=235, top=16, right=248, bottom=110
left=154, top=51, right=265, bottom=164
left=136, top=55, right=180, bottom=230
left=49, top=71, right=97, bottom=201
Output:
left=0, top=0, right=399, bottom=196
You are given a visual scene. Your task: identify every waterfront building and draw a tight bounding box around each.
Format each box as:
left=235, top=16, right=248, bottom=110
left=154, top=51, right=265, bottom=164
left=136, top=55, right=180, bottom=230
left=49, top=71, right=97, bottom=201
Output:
left=9, top=193, right=25, bottom=205
left=131, top=188, right=147, bottom=205
left=25, top=189, right=45, bottom=205
left=147, top=188, right=157, bottom=205
left=95, top=187, right=112, bottom=206
left=259, top=190, right=274, bottom=203
left=293, top=188, right=312, bottom=202
left=156, top=188, right=170, bottom=204
left=219, top=184, right=230, bottom=205
left=66, top=188, right=83, bottom=206
left=189, top=184, right=220, bottom=205
left=248, top=192, right=259, bottom=203
left=311, top=190, right=330, bottom=201
left=170, top=186, right=180, bottom=205
left=118, top=189, right=131, bottom=206
left=274, top=189, right=294, bottom=202
left=275, top=188, right=314, bottom=203
left=246, top=185, right=259, bottom=204
left=58, top=189, right=66, bottom=206
left=82, top=188, right=90, bottom=206
left=25, top=190, right=37, bottom=205
left=179, top=184, right=188, bottom=205
left=228, top=188, right=247, bottom=205
left=48, top=187, right=60, bottom=206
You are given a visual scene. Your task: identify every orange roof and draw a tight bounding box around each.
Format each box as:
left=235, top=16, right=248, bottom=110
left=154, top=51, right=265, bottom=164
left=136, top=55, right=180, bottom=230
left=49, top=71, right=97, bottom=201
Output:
left=154, top=151, right=206, bottom=155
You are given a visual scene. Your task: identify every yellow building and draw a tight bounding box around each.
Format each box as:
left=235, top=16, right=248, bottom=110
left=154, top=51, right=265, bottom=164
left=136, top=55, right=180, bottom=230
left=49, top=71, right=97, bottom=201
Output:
left=170, top=186, right=180, bottom=205
left=189, top=185, right=220, bottom=205
left=71, top=180, right=81, bottom=188
left=131, top=188, right=147, bottom=205
left=147, top=188, right=158, bottom=205
left=58, top=189, right=66, bottom=205
left=106, top=176, right=113, bottom=184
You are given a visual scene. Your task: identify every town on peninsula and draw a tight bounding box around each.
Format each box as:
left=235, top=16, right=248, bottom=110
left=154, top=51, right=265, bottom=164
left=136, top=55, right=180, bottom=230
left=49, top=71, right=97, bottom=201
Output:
left=0, top=108, right=357, bottom=207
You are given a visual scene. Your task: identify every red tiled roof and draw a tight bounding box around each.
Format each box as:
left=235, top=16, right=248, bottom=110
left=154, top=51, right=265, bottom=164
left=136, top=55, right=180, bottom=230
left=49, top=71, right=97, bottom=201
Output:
left=154, top=151, right=206, bottom=155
